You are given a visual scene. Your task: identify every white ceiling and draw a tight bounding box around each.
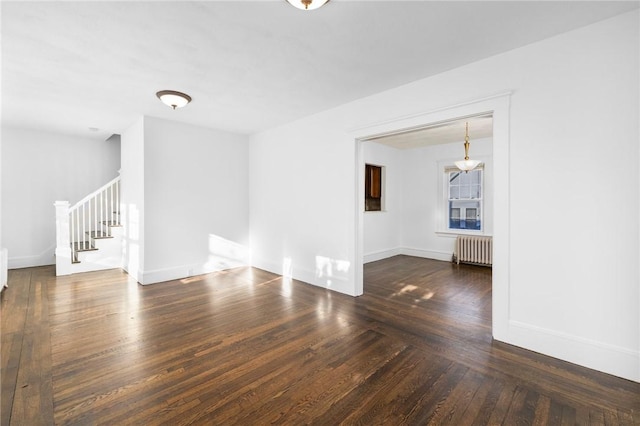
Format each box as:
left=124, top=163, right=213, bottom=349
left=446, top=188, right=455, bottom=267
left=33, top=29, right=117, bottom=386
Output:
left=2, top=1, right=638, bottom=141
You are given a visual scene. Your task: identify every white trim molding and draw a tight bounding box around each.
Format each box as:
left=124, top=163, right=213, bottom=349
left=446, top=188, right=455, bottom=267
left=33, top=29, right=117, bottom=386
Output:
left=509, top=320, right=640, bottom=382
left=363, top=248, right=402, bottom=264
left=8, top=244, right=56, bottom=269
left=364, top=247, right=456, bottom=264
left=400, top=248, right=452, bottom=262
left=353, top=92, right=512, bottom=342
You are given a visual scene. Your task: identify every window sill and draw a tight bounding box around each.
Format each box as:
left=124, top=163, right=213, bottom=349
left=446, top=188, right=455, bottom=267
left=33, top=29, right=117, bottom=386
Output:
left=436, top=230, right=491, bottom=238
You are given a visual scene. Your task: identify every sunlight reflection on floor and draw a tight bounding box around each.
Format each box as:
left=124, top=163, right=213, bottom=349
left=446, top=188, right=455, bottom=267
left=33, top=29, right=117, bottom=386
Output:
left=390, top=282, right=435, bottom=305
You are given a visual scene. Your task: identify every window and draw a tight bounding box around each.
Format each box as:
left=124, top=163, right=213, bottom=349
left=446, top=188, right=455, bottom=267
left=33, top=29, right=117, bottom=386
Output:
left=365, top=164, right=383, bottom=211
left=447, top=166, right=482, bottom=231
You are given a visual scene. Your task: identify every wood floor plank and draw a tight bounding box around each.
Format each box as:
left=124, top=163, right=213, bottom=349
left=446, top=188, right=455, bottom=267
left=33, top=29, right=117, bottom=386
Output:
left=533, top=394, right=552, bottom=426
left=339, top=351, right=455, bottom=425
left=1, top=257, right=638, bottom=425
left=484, top=380, right=518, bottom=425
left=7, top=268, right=54, bottom=425
left=436, top=368, right=486, bottom=425
left=501, top=385, right=533, bottom=425
left=221, top=331, right=407, bottom=425
left=1, top=269, right=33, bottom=426
left=310, top=345, right=425, bottom=424
left=470, top=377, right=507, bottom=426
left=455, top=375, right=500, bottom=425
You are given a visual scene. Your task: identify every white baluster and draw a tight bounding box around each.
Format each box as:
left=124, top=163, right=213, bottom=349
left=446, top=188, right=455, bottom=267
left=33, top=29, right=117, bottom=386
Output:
left=101, top=190, right=105, bottom=237
left=101, top=188, right=104, bottom=233
left=82, top=203, right=86, bottom=250
left=70, top=209, right=75, bottom=256
left=110, top=184, right=113, bottom=227
left=70, top=209, right=72, bottom=255
left=116, top=181, right=119, bottom=225
left=107, top=185, right=110, bottom=227
left=76, top=208, right=79, bottom=253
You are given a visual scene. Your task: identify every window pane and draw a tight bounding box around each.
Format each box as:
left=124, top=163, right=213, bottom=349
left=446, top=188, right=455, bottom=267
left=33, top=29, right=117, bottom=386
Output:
left=449, top=204, right=461, bottom=229
left=459, top=172, right=469, bottom=185
left=449, top=186, right=460, bottom=199
left=446, top=167, right=483, bottom=231
left=470, top=184, right=481, bottom=199
left=466, top=202, right=481, bottom=230
left=449, top=172, right=460, bottom=185
left=449, top=200, right=481, bottom=230
left=460, top=185, right=470, bottom=199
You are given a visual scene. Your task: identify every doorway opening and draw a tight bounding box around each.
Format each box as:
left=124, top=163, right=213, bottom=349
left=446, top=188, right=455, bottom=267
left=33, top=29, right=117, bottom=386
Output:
left=351, top=93, right=511, bottom=341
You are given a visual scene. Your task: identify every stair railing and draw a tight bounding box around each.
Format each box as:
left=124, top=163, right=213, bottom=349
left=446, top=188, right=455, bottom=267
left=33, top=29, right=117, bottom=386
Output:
left=69, top=176, right=121, bottom=251
left=55, top=174, right=121, bottom=275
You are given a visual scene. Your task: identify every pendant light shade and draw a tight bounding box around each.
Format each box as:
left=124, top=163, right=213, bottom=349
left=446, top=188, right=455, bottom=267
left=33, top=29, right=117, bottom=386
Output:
left=156, top=90, right=192, bottom=110
left=286, top=0, right=330, bottom=10
left=454, top=159, right=481, bottom=172
left=455, top=122, right=480, bottom=172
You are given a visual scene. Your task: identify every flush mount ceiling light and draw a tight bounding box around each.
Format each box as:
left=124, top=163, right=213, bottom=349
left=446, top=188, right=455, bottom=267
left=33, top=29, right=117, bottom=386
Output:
left=285, top=0, right=330, bottom=10
left=156, top=90, right=192, bottom=110
left=454, top=122, right=481, bottom=172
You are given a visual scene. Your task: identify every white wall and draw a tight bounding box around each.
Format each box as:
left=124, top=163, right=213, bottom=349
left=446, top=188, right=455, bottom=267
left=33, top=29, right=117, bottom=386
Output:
left=0, top=125, right=4, bottom=286
left=250, top=122, right=356, bottom=294
left=120, top=118, right=145, bottom=281
left=362, top=138, right=492, bottom=263
left=362, top=142, right=402, bottom=263
left=399, top=137, right=493, bottom=261
left=249, top=11, right=639, bottom=381
left=121, top=116, right=250, bottom=285
left=1, top=127, right=121, bottom=268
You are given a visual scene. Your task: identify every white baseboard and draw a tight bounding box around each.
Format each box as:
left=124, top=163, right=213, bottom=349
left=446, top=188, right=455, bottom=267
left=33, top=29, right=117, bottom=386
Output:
left=363, top=248, right=402, bottom=263
left=140, top=259, right=248, bottom=285
left=8, top=245, right=56, bottom=269
left=364, top=247, right=452, bottom=264
left=506, top=320, right=639, bottom=382
left=399, top=247, right=452, bottom=262
left=251, top=258, right=355, bottom=296
left=140, top=266, right=190, bottom=285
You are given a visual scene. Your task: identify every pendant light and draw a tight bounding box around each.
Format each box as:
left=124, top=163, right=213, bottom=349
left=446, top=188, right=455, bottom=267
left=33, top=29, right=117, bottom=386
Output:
left=156, top=90, right=192, bottom=110
left=454, top=122, right=480, bottom=172
left=286, top=0, right=330, bottom=10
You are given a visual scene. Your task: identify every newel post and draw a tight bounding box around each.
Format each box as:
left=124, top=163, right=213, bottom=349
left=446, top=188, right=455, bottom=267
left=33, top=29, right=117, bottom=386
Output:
left=54, top=201, right=72, bottom=276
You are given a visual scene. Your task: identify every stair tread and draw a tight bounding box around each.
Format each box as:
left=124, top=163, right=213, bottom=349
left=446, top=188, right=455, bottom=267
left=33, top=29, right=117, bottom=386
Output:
left=101, top=221, right=122, bottom=227
left=87, top=231, right=113, bottom=239
left=71, top=242, right=98, bottom=252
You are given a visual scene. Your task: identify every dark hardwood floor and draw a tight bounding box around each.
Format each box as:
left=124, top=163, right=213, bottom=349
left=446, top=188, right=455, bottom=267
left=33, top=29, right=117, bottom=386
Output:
left=1, top=256, right=638, bottom=425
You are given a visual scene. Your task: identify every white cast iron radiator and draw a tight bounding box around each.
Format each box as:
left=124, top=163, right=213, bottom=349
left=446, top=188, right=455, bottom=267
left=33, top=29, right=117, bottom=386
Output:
left=454, top=235, right=492, bottom=266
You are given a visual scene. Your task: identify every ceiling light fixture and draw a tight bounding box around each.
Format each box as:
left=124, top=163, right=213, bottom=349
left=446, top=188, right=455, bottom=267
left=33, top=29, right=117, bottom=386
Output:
left=156, top=90, right=192, bottom=110
left=285, top=0, right=329, bottom=10
left=454, top=122, right=481, bottom=172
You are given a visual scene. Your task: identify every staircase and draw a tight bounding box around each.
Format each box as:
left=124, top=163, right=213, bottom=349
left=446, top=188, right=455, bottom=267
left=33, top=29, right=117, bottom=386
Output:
left=55, top=175, right=123, bottom=276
